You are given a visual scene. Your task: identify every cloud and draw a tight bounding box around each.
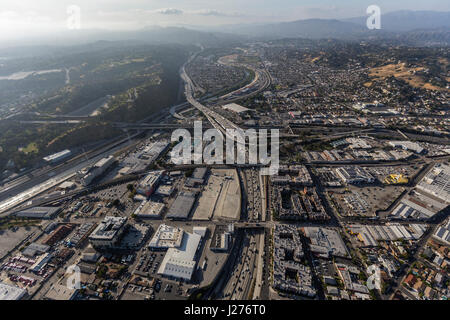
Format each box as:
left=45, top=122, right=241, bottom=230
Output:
left=156, top=8, right=183, bottom=15
left=192, top=9, right=245, bottom=18
left=194, top=9, right=225, bottom=16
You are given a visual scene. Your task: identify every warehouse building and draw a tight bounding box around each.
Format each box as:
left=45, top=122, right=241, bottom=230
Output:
left=157, top=231, right=202, bottom=282
left=166, top=191, right=197, bottom=220
left=22, top=242, right=50, bottom=257
left=388, top=141, right=426, bottom=154
left=15, top=206, right=61, bottom=220
left=416, top=163, right=450, bottom=204
left=335, top=167, right=375, bottom=185
left=43, top=224, right=74, bottom=246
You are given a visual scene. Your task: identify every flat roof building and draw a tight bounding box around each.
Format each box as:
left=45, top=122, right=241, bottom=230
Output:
left=157, top=231, right=202, bottom=282
left=0, top=282, right=26, bottom=300
left=43, top=149, right=72, bottom=164
left=222, top=103, right=251, bottom=114
left=134, top=200, right=165, bottom=219
left=15, top=206, right=61, bottom=220
left=82, top=155, right=115, bottom=186
left=44, top=283, right=78, bottom=300
left=156, top=185, right=175, bottom=197
left=149, top=224, right=184, bottom=250
left=335, top=167, right=375, bottom=185
left=137, top=171, right=163, bottom=197
left=89, top=216, right=127, bottom=248
left=389, top=141, right=425, bottom=154
left=416, top=163, right=450, bottom=204
left=166, top=191, right=197, bottom=220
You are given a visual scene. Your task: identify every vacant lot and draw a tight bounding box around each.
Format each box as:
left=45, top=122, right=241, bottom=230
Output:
left=369, top=63, right=445, bottom=91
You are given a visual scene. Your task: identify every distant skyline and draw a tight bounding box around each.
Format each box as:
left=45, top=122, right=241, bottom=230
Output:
left=1, top=0, right=450, bottom=41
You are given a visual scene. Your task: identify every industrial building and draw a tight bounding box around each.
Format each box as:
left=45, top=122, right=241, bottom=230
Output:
left=222, top=103, right=251, bottom=115
left=82, top=155, right=116, bottom=186
left=0, top=282, right=26, bottom=300
left=88, top=216, right=127, bottom=248
left=42, top=224, right=74, bottom=246
left=433, top=219, right=450, bottom=246
left=29, top=252, right=53, bottom=273
left=22, top=243, right=50, bottom=257
left=68, top=222, right=97, bottom=247
left=44, top=283, right=78, bottom=300
left=155, top=184, right=175, bottom=197
left=134, top=200, right=165, bottom=219
left=43, top=149, right=72, bottom=164
left=348, top=224, right=427, bottom=247
left=149, top=224, right=184, bottom=250
left=302, top=227, right=349, bottom=258
left=137, top=170, right=164, bottom=197
left=388, top=141, right=425, bottom=154
left=166, top=191, right=197, bottom=220
left=157, top=231, right=203, bottom=282
left=210, top=225, right=232, bottom=252
left=15, top=206, right=61, bottom=219
left=335, top=166, right=375, bottom=185
left=416, top=163, right=450, bottom=204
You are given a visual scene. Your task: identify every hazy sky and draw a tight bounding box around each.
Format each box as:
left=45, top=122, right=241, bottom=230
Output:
left=1, top=0, right=449, bottom=40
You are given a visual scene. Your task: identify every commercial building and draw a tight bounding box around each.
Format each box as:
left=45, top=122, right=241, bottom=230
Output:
left=137, top=171, right=163, bottom=197
left=43, top=149, right=72, bottom=164
left=88, top=216, right=127, bottom=248
left=0, top=282, right=26, bottom=300
left=166, top=191, right=197, bottom=220
left=82, top=155, right=116, bottom=186
left=134, top=200, right=165, bottom=219
left=157, top=231, right=202, bottom=282
left=15, top=206, right=61, bottom=220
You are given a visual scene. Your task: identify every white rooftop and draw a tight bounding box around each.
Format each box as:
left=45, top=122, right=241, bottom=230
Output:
left=157, top=232, right=202, bottom=281
left=0, top=282, right=26, bottom=300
